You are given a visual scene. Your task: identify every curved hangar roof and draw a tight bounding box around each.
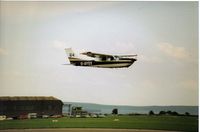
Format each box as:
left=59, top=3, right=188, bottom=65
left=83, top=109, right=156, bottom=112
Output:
left=0, top=96, right=60, bottom=101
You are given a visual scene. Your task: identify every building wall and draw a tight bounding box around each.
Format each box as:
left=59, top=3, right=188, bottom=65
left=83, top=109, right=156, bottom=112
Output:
left=0, top=100, right=63, bottom=118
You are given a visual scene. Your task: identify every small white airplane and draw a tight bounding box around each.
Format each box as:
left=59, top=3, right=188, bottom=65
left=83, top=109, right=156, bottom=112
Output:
left=65, top=48, right=137, bottom=68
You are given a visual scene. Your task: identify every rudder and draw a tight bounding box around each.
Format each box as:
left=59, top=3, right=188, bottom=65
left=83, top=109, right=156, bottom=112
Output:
left=65, top=48, right=75, bottom=57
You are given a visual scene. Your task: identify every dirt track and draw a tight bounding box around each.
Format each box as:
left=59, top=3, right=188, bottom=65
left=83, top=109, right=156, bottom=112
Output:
left=0, top=128, right=179, bottom=132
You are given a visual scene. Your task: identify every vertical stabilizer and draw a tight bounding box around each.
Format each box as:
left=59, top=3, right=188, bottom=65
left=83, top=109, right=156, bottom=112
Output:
left=65, top=48, right=75, bottom=58
left=65, top=48, right=77, bottom=64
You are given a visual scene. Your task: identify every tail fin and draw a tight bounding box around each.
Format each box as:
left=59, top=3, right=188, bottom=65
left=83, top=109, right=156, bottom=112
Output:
left=65, top=48, right=77, bottom=65
left=65, top=48, right=75, bottom=58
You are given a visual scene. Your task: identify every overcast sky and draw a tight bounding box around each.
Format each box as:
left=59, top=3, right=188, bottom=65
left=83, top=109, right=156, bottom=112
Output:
left=0, top=1, right=198, bottom=106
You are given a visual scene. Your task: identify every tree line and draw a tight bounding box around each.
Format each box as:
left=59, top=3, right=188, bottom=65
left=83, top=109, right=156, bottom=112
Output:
left=111, top=108, right=192, bottom=116
left=149, top=110, right=191, bottom=116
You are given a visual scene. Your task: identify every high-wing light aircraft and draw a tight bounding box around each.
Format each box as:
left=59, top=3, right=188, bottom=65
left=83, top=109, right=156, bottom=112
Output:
left=65, top=48, right=137, bottom=68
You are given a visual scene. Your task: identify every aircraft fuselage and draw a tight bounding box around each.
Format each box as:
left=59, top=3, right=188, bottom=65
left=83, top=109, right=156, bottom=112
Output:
left=68, top=57, right=136, bottom=68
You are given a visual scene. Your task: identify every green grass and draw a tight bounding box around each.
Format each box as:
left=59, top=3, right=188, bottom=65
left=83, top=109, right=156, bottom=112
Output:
left=0, top=115, right=198, bottom=132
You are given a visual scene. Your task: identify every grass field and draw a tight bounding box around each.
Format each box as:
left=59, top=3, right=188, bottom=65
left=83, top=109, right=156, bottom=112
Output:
left=0, top=115, right=198, bottom=132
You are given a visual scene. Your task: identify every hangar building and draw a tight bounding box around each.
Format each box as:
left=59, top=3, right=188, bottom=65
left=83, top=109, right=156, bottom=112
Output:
left=0, top=96, right=63, bottom=118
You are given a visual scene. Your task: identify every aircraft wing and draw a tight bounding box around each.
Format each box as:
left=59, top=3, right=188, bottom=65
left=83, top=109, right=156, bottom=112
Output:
left=117, top=55, right=137, bottom=57
left=81, top=52, right=114, bottom=58
left=81, top=51, right=137, bottom=58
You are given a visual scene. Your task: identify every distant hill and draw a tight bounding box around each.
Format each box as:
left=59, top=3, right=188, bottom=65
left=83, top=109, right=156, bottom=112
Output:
left=63, top=102, right=198, bottom=115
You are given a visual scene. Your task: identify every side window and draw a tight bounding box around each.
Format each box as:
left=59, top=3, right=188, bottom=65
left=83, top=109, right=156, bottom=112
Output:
left=102, top=56, right=106, bottom=61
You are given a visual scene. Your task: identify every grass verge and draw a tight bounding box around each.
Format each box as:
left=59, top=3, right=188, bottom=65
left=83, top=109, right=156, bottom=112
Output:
left=0, top=115, right=198, bottom=132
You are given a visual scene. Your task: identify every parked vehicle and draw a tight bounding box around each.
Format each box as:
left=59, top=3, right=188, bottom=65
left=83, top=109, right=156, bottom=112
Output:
left=0, top=115, right=6, bottom=121
left=28, top=113, right=37, bottom=119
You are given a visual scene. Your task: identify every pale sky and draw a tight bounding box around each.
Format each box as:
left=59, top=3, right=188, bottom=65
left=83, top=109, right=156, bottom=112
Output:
left=0, top=1, right=198, bottom=106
